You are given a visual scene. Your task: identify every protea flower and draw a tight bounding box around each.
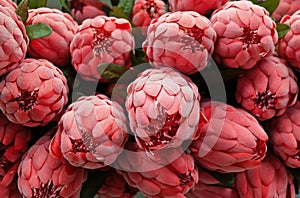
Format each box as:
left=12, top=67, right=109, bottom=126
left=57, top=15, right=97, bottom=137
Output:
left=0, top=0, right=17, bottom=10
left=235, top=154, right=295, bottom=198
left=70, top=15, right=134, bottom=81
left=235, top=54, right=298, bottom=121
left=125, top=67, right=200, bottom=153
left=211, top=1, right=278, bottom=69
left=169, top=0, right=228, bottom=15
left=25, top=7, right=78, bottom=67
left=50, top=94, right=129, bottom=169
left=269, top=101, right=300, bottom=168
left=143, top=11, right=216, bottom=74
left=278, top=10, right=300, bottom=71
left=0, top=5, right=28, bottom=76
left=70, top=0, right=106, bottom=24
left=272, top=0, right=300, bottom=22
left=190, top=101, right=268, bottom=173
left=17, top=133, right=88, bottom=198
left=0, top=58, right=69, bottom=127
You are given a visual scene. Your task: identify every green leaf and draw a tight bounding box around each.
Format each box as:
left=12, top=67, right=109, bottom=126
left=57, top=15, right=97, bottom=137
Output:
left=276, top=23, right=290, bottom=39
left=25, top=23, right=53, bottom=40
left=208, top=170, right=235, bottom=188
left=59, top=0, right=71, bottom=13
left=97, top=63, right=130, bottom=82
left=99, top=0, right=113, bottom=9
left=251, top=0, right=279, bottom=15
left=80, top=170, right=108, bottom=198
left=28, top=0, right=48, bottom=9
left=109, top=6, right=130, bottom=20
left=117, top=0, right=135, bottom=17
left=15, top=0, right=29, bottom=22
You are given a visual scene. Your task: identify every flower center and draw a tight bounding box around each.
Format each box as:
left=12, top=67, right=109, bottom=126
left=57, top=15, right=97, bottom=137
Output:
left=32, top=181, right=62, bottom=198
left=144, top=0, right=158, bottom=18
left=70, top=138, right=89, bottom=153
left=253, top=90, right=276, bottom=111
left=253, top=139, right=266, bottom=160
left=13, top=89, right=39, bottom=111
left=70, top=132, right=99, bottom=153
left=180, top=26, right=205, bottom=53
left=0, top=143, right=13, bottom=174
left=239, top=27, right=261, bottom=49
left=92, top=29, right=112, bottom=56
left=178, top=173, right=194, bottom=185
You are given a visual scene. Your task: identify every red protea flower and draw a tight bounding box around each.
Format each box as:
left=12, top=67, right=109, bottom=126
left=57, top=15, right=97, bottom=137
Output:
left=269, top=101, right=300, bottom=168
left=25, top=8, right=78, bottom=67
left=0, top=58, right=69, bottom=127
left=235, top=154, right=295, bottom=198
left=235, top=54, right=298, bottom=121
left=70, top=16, right=134, bottom=81
left=97, top=169, right=138, bottom=198
left=17, top=133, right=88, bottom=198
left=278, top=10, right=300, bottom=71
left=0, top=113, right=31, bottom=187
left=211, top=1, right=278, bottom=69
left=187, top=168, right=239, bottom=198
left=272, top=0, right=300, bottom=22
left=131, top=0, right=166, bottom=35
left=125, top=67, right=200, bottom=153
left=50, top=94, right=129, bottom=169
left=190, top=101, right=268, bottom=173
left=143, top=11, right=216, bottom=74
left=0, top=5, right=28, bottom=76
left=0, top=0, right=17, bottom=10
left=169, top=0, right=228, bottom=15
left=0, top=177, right=21, bottom=198
left=70, top=0, right=106, bottom=24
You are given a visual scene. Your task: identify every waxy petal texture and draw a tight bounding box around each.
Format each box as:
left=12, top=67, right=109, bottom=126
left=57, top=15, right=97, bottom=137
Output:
left=272, top=0, right=300, bottom=22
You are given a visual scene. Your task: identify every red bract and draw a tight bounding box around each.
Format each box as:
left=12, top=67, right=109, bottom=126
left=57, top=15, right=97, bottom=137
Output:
left=190, top=101, right=268, bottom=173
left=0, top=0, right=17, bottom=10
left=235, top=55, right=298, bottom=121
left=0, top=113, right=31, bottom=187
left=0, top=58, right=69, bottom=127
left=70, top=0, right=106, bottom=24
left=169, top=0, right=228, bottom=15
left=97, top=169, right=138, bottom=198
left=125, top=67, right=200, bottom=153
left=211, top=1, right=278, bottom=69
left=70, top=16, right=134, bottom=81
left=278, top=10, right=300, bottom=71
left=18, top=133, right=88, bottom=198
left=131, top=0, right=166, bottom=35
left=235, top=154, right=295, bottom=198
left=50, top=94, right=129, bottom=169
left=187, top=168, right=239, bottom=198
left=0, top=5, right=28, bottom=76
left=269, top=101, right=300, bottom=168
left=0, top=177, right=21, bottom=198
left=25, top=8, right=78, bottom=67
left=143, top=11, right=216, bottom=74
left=272, top=0, right=300, bottom=22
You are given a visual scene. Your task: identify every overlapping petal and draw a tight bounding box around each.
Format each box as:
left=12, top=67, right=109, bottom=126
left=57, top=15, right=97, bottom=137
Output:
left=272, top=0, right=300, bottom=22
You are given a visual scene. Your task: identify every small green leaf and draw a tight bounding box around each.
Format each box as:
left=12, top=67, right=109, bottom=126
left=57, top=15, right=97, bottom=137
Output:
left=25, top=23, right=53, bottom=40
left=28, top=0, right=48, bottom=9
left=117, top=0, right=135, bottom=17
left=59, top=0, right=71, bottom=13
left=98, top=63, right=130, bottom=82
left=208, top=170, right=235, bottom=187
left=276, top=23, right=290, bottom=38
left=80, top=170, right=108, bottom=198
left=99, top=0, right=113, bottom=9
left=109, top=6, right=130, bottom=20
left=251, top=0, right=279, bottom=15
left=15, top=0, right=29, bottom=22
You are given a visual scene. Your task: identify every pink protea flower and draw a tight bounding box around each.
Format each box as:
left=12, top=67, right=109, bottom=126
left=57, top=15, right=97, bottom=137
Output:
left=0, top=113, right=31, bottom=187
left=131, top=0, right=166, bottom=34
left=278, top=10, right=300, bottom=71
left=70, top=0, right=106, bottom=24
left=25, top=8, right=78, bottom=67
left=125, top=67, right=200, bottom=153
left=0, top=177, right=21, bottom=198
left=269, top=101, right=300, bottom=168
left=0, top=58, right=69, bottom=127
left=70, top=16, right=134, bottom=81
left=211, top=1, right=278, bottom=69
left=143, top=11, right=216, bottom=74
left=18, top=133, right=88, bottom=198
left=169, top=0, right=228, bottom=15
left=235, top=54, right=298, bottom=121
left=0, top=0, right=17, bottom=10
left=190, top=101, right=268, bottom=173
left=97, top=169, right=138, bottom=198
left=187, top=168, right=239, bottom=198
left=235, top=154, right=295, bottom=198
left=50, top=94, right=129, bottom=169
left=116, top=144, right=199, bottom=198
left=0, top=5, right=29, bottom=76
left=272, top=0, right=300, bottom=22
